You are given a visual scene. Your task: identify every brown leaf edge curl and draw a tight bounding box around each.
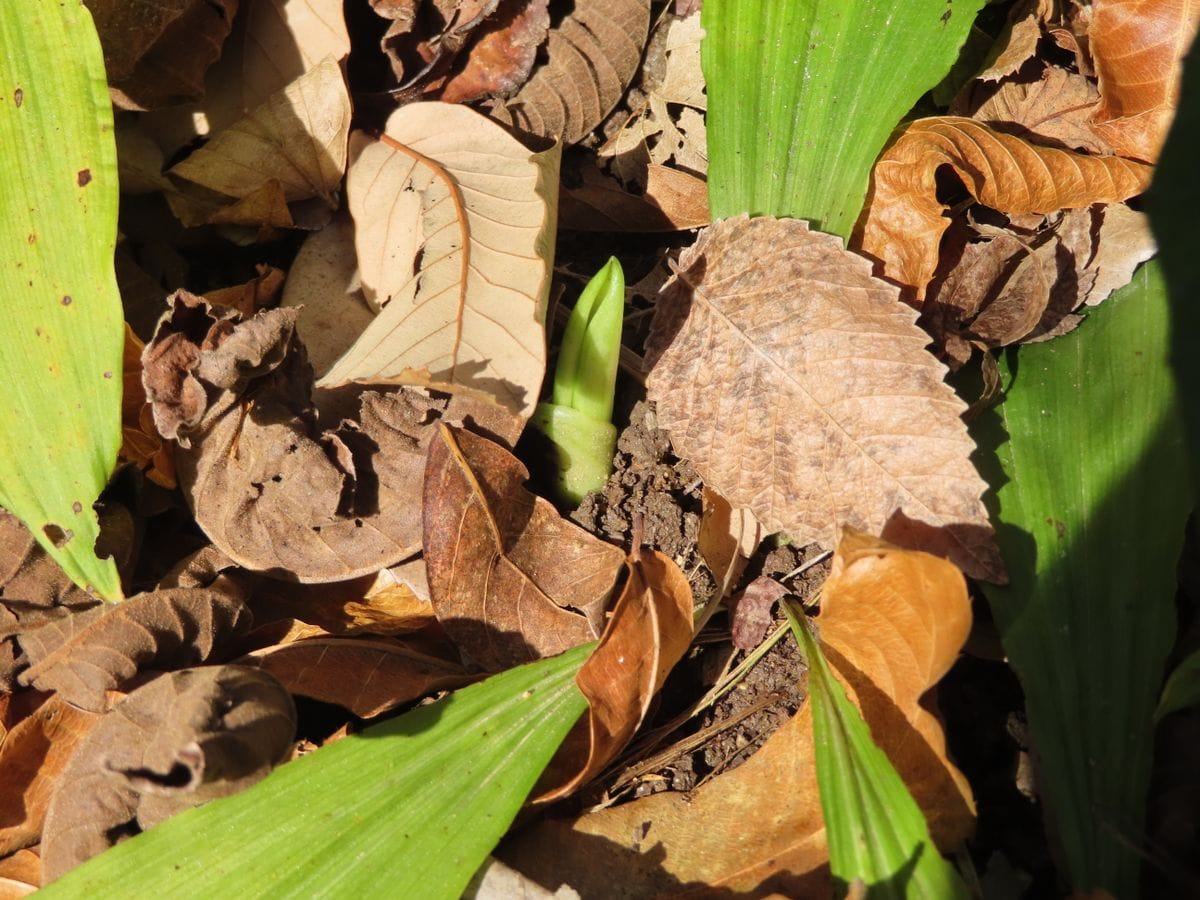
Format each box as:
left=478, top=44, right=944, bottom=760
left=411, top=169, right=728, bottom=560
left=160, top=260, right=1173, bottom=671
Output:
left=855, top=116, right=1153, bottom=303
left=40, top=665, right=296, bottom=884
left=142, top=290, right=521, bottom=583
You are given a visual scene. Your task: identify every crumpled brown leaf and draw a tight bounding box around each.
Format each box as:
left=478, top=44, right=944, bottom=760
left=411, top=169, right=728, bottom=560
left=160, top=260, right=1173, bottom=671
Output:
left=16, top=587, right=252, bottom=713
left=439, top=0, right=551, bottom=104
left=500, top=531, right=974, bottom=895
left=119, top=325, right=176, bottom=489
left=1089, top=0, right=1200, bottom=162
left=856, top=117, right=1152, bottom=303
left=40, top=666, right=296, bottom=884
left=0, top=696, right=102, bottom=856
left=537, top=548, right=693, bottom=801
left=142, top=291, right=522, bottom=582
left=646, top=215, right=1004, bottom=583
left=491, top=0, right=650, bottom=143
left=423, top=426, right=625, bottom=671
left=87, top=0, right=238, bottom=110
left=968, top=66, right=1111, bottom=155
left=240, top=636, right=471, bottom=718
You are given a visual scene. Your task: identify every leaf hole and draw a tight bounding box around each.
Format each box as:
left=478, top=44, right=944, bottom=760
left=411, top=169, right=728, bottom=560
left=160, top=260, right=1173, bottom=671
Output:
left=42, top=523, right=73, bottom=548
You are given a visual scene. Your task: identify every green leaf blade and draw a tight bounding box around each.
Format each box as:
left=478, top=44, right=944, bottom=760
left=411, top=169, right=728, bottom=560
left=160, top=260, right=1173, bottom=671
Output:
left=976, top=262, right=1191, bottom=896
left=0, top=0, right=124, bottom=598
left=702, top=0, right=984, bottom=238
left=41, top=644, right=593, bottom=899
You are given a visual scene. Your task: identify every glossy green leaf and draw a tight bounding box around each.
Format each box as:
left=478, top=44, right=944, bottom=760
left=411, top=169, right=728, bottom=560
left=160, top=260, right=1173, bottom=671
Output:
left=41, top=644, right=593, bottom=899
left=701, top=0, right=984, bottom=238
left=783, top=601, right=968, bottom=899
left=0, top=0, right=123, bottom=598
left=1156, top=648, right=1200, bottom=723
left=976, top=262, right=1191, bottom=897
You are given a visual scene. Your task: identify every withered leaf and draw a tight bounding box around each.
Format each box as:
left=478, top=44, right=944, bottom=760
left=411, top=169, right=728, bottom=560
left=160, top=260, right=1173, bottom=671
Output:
left=0, top=696, right=102, bottom=856
left=491, top=0, right=650, bottom=143
left=0, top=848, right=40, bottom=895
left=501, top=532, right=974, bottom=894
left=731, top=576, right=788, bottom=651
left=697, top=487, right=762, bottom=602
left=240, top=637, right=471, bottom=718
left=143, top=292, right=521, bottom=582
left=241, top=0, right=351, bottom=113
left=40, top=666, right=295, bottom=884
left=970, top=66, right=1110, bottom=154
left=439, top=0, right=551, bottom=104
left=856, top=117, right=1152, bottom=303
left=537, top=548, right=693, bottom=801
left=423, top=426, right=625, bottom=671
left=16, top=588, right=252, bottom=713
left=645, top=216, right=1004, bottom=583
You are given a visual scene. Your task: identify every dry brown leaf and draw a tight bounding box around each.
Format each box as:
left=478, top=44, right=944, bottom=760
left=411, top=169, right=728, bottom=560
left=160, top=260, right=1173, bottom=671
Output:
left=167, top=56, right=350, bottom=227
left=87, top=0, right=238, bottom=110
left=500, top=532, right=974, bottom=894
left=423, top=426, right=625, bottom=671
left=0, top=849, right=40, bottom=896
left=280, top=212, right=374, bottom=378
left=856, top=117, right=1152, bottom=303
left=203, top=265, right=286, bottom=319
left=323, top=102, right=560, bottom=418
left=119, top=325, right=176, bottom=489
left=731, top=576, right=788, bottom=651
left=16, top=587, right=252, bottom=712
left=40, top=666, right=295, bottom=883
left=697, top=487, right=762, bottom=601
left=439, top=0, right=552, bottom=104
left=645, top=215, right=1004, bottom=583
left=970, top=67, right=1110, bottom=154
left=142, top=291, right=522, bottom=582
left=559, top=162, right=709, bottom=232
left=491, top=0, right=650, bottom=143
left=240, top=636, right=471, bottom=718
left=1089, top=0, right=1200, bottom=161
left=0, top=696, right=102, bottom=856
left=242, top=0, right=351, bottom=112
left=537, top=548, right=693, bottom=801
left=976, top=0, right=1052, bottom=82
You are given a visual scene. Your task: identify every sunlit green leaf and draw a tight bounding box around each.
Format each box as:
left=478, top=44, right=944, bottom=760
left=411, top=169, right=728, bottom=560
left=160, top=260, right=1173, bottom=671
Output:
left=0, top=0, right=124, bottom=598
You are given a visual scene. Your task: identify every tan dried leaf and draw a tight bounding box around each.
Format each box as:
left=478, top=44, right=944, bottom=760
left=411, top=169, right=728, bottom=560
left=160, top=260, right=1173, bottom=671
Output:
left=1089, top=0, right=1200, bottom=161
left=971, top=67, right=1110, bottom=154
left=16, top=587, right=252, bottom=712
left=242, top=0, right=351, bottom=112
left=0, top=848, right=40, bottom=896
left=976, top=0, right=1050, bottom=82
left=646, top=216, right=1004, bottom=582
left=492, top=0, right=650, bottom=143
left=559, top=162, right=709, bottom=232
left=323, top=103, right=560, bottom=417
left=697, top=487, right=761, bottom=600
left=423, top=426, right=625, bottom=671
left=167, top=56, right=350, bottom=225
left=500, top=532, right=974, bottom=894
left=856, top=117, right=1152, bottom=303
left=40, top=666, right=295, bottom=883
left=439, top=0, right=552, bottom=104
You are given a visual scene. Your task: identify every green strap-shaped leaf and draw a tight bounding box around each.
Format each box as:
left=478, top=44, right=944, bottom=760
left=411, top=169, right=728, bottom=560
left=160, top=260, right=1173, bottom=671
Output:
left=701, top=0, right=984, bottom=238
left=0, top=0, right=124, bottom=598
left=976, top=262, right=1191, bottom=896
left=40, top=644, right=592, bottom=899
left=783, top=601, right=968, bottom=899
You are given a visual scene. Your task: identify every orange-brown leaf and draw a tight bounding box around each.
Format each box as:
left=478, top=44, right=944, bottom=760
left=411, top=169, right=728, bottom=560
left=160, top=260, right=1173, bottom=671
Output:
left=856, top=117, right=1152, bottom=302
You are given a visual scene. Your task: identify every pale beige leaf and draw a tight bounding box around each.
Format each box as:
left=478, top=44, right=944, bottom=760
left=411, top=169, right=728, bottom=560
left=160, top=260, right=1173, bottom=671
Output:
left=168, top=56, right=350, bottom=213
left=491, top=0, right=650, bottom=144
left=242, top=0, right=350, bottom=112
left=646, top=216, right=1003, bottom=582
left=656, top=12, right=706, bottom=110
left=322, top=102, right=560, bottom=418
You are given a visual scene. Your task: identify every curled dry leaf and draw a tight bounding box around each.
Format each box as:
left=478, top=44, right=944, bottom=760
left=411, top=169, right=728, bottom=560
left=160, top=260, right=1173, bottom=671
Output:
left=501, top=532, right=974, bottom=895
left=0, top=696, right=102, bottom=856
left=0, top=848, right=39, bottom=895
left=88, top=0, right=238, bottom=110
left=856, top=117, right=1153, bottom=303
left=645, top=215, right=1004, bottom=583
left=119, top=325, right=176, bottom=489
left=1089, top=0, right=1200, bottom=162
left=537, top=548, right=693, bottom=801
left=324, top=102, right=560, bottom=418
left=167, top=56, right=351, bottom=227
left=491, top=0, right=651, bottom=143
left=204, top=265, right=285, bottom=319
left=240, top=637, right=471, bottom=718
left=241, top=0, right=351, bottom=112
left=142, top=291, right=522, bottom=582
left=16, top=587, right=252, bottom=713
left=969, top=67, right=1110, bottom=155
left=40, top=666, right=296, bottom=884
left=697, top=487, right=762, bottom=602
left=439, top=0, right=552, bottom=104
left=423, top=426, right=625, bottom=671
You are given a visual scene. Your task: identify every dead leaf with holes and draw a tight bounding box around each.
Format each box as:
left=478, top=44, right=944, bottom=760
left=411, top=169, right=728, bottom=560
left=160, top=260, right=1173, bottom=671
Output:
left=500, top=531, right=974, bottom=895
left=855, top=117, right=1152, bottom=303
left=142, top=291, right=523, bottom=583
left=40, top=666, right=295, bottom=883
left=1088, top=0, right=1200, bottom=162
left=491, top=0, right=650, bottom=143
left=321, top=102, right=559, bottom=418
left=166, top=56, right=350, bottom=228
left=645, top=215, right=1004, bottom=582
left=423, top=426, right=625, bottom=671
